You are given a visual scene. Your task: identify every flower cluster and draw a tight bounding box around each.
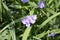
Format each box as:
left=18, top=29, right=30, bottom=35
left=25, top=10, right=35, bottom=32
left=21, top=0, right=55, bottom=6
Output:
left=22, top=15, right=37, bottom=28
left=21, top=1, right=44, bottom=27
left=48, top=32, right=56, bottom=37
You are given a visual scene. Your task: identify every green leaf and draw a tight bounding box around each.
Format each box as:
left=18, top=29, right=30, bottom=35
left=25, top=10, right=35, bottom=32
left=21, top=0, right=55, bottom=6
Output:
left=9, top=27, right=16, bottom=40
left=0, top=18, right=21, bottom=33
left=3, top=2, right=13, bottom=21
left=33, top=32, right=46, bottom=39
left=2, top=3, right=9, bottom=11
left=28, top=2, right=38, bottom=8
left=29, top=9, right=34, bottom=15
left=22, top=27, right=32, bottom=40
left=0, top=30, right=11, bottom=40
left=38, top=12, right=60, bottom=29
left=47, top=0, right=54, bottom=6
left=33, top=29, right=60, bottom=39
left=0, top=0, right=2, bottom=20
left=34, top=32, right=46, bottom=38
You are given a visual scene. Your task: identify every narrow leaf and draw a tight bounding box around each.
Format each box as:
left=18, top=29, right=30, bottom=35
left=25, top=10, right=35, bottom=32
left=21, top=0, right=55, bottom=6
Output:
left=22, top=27, right=32, bottom=40
left=38, top=12, right=60, bottom=29
left=0, top=0, right=2, bottom=20
left=9, top=27, right=16, bottom=40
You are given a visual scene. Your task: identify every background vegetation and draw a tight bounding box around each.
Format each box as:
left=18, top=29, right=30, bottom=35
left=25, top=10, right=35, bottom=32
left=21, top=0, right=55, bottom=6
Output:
left=0, top=0, right=60, bottom=40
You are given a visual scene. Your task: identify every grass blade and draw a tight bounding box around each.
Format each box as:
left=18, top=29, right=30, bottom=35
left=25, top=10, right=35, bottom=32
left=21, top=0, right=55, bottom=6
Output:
left=9, top=27, right=16, bottom=40
left=22, top=27, right=32, bottom=40
left=0, top=0, right=2, bottom=20
left=38, top=12, right=60, bottom=29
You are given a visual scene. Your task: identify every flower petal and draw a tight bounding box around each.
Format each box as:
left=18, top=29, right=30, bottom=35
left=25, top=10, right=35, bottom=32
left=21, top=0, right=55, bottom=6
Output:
left=26, top=23, right=30, bottom=28
left=51, top=32, right=56, bottom=37
left=31, top=15, right=37, bottom=20
left=22, top=19, right=26, bottom=24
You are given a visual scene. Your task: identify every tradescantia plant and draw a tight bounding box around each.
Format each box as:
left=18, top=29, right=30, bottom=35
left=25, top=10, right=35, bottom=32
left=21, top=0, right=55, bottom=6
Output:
left=0, top=0, right=60, bottom=40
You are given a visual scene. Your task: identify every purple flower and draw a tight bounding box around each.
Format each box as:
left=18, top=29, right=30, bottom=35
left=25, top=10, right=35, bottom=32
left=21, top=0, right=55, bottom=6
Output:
left=39, top=1, right=44, bottom=8
left=26, top=15, right=37, bottom=24
left=21, top=0, right=27, bottom=4
left=22, top=19, right=30, bottom=28
left=22, top=15, right=37, bottom=27
left=50, top=32, right=56, bottom=37
left=48, top=32, right=56, bottom=37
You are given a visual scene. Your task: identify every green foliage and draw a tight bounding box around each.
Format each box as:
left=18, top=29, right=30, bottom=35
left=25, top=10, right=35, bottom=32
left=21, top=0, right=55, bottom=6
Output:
left=0, top=30, right=11, bottom=40
left=0, top=0, right=60, bottom=40
left=22, top=27, right=32, bottom=40
left=0, top=0, right=2, bottom=21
